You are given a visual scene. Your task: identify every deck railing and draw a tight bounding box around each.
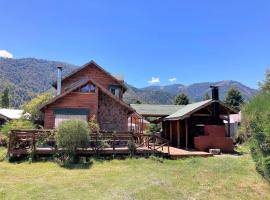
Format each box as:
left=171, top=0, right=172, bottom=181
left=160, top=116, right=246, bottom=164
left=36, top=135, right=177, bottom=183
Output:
left=8, top=129, right=170, bottom=156
left=133, top=133, right=170, bottom=155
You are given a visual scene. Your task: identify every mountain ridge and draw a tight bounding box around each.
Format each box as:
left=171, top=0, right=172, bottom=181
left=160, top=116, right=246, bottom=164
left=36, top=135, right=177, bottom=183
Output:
left=0, top=57, right=257, bottom=107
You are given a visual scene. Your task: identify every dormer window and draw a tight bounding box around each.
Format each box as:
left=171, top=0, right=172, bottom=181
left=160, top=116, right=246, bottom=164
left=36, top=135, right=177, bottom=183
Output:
left=109, top=85, right=121, bottom=98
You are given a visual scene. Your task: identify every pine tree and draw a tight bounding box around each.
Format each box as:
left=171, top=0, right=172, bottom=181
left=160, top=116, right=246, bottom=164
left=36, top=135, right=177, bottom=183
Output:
left=259, top=69, right=270, bottom=93
left=203, top=93, right=210, bottom=100
left=224, top=88, right=244, bottom=110
left=1, top=88, right=10, bottom=108
left=175, top=93, right=189, bottom=105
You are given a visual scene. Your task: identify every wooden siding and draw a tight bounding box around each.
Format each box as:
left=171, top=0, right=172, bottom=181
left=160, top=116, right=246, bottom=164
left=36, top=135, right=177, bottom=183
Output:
left=61, top=63, right=123, bottom=97
left=44, top=91, right=98, bottom=129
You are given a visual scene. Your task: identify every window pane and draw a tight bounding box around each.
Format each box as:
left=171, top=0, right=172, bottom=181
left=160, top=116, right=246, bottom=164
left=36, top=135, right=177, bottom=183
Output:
left=80, top=84, right=89, bottom=93
left=90, top=84, right=96, bottom=92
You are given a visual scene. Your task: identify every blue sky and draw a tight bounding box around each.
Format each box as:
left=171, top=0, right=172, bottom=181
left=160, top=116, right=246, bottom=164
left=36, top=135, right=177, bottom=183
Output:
left=1, top=0, right=270, bottom=88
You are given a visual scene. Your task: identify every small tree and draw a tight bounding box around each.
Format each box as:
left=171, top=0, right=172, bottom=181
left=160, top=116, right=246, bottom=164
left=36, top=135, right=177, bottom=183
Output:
left=88, top=115, right=100, bottom=133
left=175, top=93, right=189, bottom=105
left=1, top=88, right=10, bottom=108
left=56, top=120, right=90, bottom=163
left=22, top=92, right=53, bottom=124
left=259, top=69, right=270, bottom=93
left=224, top=88, right=244, bottom=110
left=203, top=93, right=210, bottom=100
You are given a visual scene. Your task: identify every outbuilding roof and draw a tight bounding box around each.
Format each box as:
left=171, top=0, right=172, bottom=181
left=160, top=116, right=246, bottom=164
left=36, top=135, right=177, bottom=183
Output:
left=131, top=99, right=238, bottom=121
left=0, top=109, right=24, bottom=120
left=165, top=100, right=212, bottom=120
left=130, top=104, right=184, bottom=117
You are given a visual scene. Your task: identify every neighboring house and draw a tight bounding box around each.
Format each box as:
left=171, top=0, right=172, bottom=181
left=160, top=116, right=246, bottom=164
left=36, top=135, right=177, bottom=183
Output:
left=224, top=112, right=241, bottom=138
left=128, top=112, right=150, bottom=133
left=131, top=87, right=238, bottom=152
left=40, top=60, right=135, bottom=131
left=0, top=108, right=24, bottom=126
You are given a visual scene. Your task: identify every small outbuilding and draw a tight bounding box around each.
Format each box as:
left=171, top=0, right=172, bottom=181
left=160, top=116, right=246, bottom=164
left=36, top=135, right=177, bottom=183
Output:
left=0, top=108, right=24, bottom=126
left=131, top=86, right=238, bottom=153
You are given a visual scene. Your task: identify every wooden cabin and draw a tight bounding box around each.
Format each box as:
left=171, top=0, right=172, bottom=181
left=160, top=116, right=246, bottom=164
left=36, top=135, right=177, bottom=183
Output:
left=131, top=87, right=238, bottom=153
left=41, top=60, right=135, bottom=132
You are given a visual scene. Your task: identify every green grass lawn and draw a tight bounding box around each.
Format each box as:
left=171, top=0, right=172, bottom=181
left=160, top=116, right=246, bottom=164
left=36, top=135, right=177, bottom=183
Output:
left=0, top=147, right=269, bottom=200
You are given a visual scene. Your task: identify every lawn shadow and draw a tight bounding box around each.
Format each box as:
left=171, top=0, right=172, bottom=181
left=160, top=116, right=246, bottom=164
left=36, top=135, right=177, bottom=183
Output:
left=61, top=161, right=93, bottom=170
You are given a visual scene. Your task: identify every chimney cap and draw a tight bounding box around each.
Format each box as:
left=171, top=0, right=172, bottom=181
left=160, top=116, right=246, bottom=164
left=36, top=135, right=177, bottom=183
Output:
left=210, top=85, right=219, bottom=89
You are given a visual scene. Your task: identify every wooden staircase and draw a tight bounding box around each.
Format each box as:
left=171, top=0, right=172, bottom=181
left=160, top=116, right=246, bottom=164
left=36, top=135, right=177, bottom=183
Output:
left=133, top=134, right=170, bottom=157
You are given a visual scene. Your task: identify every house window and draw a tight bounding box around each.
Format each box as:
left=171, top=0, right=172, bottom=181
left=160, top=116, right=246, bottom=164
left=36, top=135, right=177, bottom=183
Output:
left=109, top=85, right=121, bottom=98
left=54, top=108, right=89, bottom=128
left=90, top=84, right=96, bottom=93
left=79, top=84, right=89, bottom=93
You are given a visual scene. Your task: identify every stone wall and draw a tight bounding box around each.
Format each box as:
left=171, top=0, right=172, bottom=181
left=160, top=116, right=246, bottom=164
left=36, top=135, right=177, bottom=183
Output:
left=98, top=91, right=129, bottom=132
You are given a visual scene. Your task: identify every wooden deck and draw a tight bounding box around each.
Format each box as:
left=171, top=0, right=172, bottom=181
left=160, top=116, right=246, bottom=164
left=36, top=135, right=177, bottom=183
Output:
left=10, top=146, right=212, bottom=159
left=156, top=146, right=213, bottom=159
left=8, top=129, right=213, bottom=159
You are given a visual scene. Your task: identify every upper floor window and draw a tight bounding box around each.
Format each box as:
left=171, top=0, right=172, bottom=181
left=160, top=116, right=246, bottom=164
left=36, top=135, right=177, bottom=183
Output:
left=90, top=84, right=96, bottom=93
left=79, top=83, right=96, bottom=93
left=109, top=85, right=121, bottom=98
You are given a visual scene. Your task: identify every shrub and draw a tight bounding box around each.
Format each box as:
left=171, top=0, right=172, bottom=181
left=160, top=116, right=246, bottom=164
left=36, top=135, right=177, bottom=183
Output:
left=88, top=115, right=100, bottom=133
left=55, top=120, right=90, bottom=163
left=0, top=119, right=35, bottom=144
left=127, top=139, right=137, bottom=157
left=0, top=147, right=7, bottom=161
left=240, top=93, right=270, bottom=181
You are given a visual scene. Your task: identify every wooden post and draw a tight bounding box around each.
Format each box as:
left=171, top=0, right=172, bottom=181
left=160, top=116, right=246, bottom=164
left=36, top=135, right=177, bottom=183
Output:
left=8, top=131, right=13, bottom=155
left=169, top=121, right=173, bottom=145
left=227, top=114, right=231, bottom=137
left=185, top=118, right=188, bottom=149
left=176, top=120, right=180, bottom=148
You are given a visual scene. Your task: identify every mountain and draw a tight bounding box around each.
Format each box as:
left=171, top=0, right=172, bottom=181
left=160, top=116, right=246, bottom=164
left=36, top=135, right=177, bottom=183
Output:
left=133, top=81, right=257, bottom=103
left=0, top=57, right=257, bottom=107
left=0, top=58, right=76, bottom=107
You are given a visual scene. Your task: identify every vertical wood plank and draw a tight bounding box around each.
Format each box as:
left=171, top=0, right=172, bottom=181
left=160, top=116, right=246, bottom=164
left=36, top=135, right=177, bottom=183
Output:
left=177, top=120, right=180, bottom=148
left=185, top=118, right=188, bottom=149
left=170, top=121, right=173, bottom=145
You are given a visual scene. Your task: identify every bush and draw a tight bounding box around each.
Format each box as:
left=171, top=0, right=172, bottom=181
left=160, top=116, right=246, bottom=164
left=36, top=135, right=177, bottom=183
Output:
left=55, top=120, right=90, bottom=163
left=0, top=147, right=7, bottom=161
left=240, top=93, right=270, bottom=181
left=127, top=139, right=137, bottom=157
left=0, top=119, right=35, bottom=144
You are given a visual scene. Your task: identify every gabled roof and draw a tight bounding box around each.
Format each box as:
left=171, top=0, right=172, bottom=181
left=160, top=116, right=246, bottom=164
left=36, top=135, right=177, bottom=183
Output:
left=53, top=60, right=127, bottom=91
left=130, top=104, right=184, bottom=117
left=41, top=78, right=134, bottom=113
left=165, top=100, right=212, bottom=120
left=0, top=109, right=24, bottom=120
left=165, top=99, right=238, bottom=120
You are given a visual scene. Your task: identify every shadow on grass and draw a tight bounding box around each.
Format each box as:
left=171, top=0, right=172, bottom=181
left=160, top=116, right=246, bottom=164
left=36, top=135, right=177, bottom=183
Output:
left=60, top=160, right=93, bottom=170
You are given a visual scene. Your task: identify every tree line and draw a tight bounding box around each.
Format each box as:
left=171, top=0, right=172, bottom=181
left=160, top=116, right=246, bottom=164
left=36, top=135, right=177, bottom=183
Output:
left=175, top=87, right=244, bottom=110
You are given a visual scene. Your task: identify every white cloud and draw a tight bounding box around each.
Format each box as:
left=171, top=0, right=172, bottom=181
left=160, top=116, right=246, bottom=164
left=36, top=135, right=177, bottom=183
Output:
left=169, top=77, right=177, bottom=82
left=148, top=77, right=160, bottom=84
left=0, top=50, right=13, bottom=58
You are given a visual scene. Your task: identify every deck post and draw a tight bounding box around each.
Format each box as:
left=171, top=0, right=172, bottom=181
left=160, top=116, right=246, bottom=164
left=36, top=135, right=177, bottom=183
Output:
left=177, top=120, right=180, bottom=148
left=169, top=121, right=173, bottom=145
left=185, top=118, right=188, bottom=149
left=227, top=114, right=231, bottom=137
left=130, top=116, right=133, bottom=132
